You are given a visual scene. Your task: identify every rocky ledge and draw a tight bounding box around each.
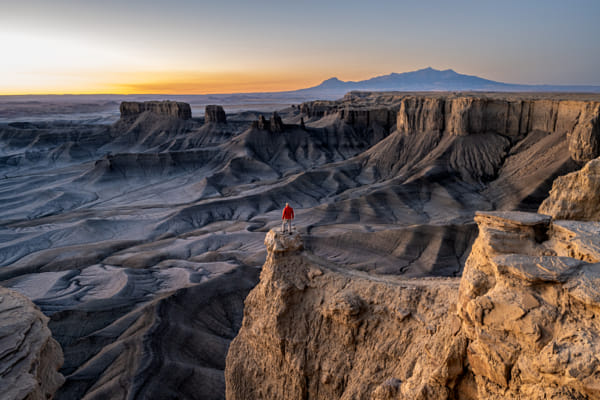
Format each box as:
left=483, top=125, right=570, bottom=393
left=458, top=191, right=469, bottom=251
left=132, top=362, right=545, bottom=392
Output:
left=458, top=210, right=600, bottom=399
left=119, top=100, right=192, bottom=120
left=226, top=156, right=600, bottom=399
left=226, top=230, right=465, bottom=399
left=264, top=229, right=303, bottom=254
left=0, top=287, right=64, bottom=400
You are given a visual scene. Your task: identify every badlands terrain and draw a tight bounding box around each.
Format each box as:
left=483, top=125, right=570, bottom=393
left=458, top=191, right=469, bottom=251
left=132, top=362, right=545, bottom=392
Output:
left=1, top=91, right=600, bottom=399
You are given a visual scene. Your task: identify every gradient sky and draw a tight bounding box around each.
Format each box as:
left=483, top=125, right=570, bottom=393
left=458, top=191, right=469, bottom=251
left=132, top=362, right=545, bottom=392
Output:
left=1, top=0, right=599, bottom=94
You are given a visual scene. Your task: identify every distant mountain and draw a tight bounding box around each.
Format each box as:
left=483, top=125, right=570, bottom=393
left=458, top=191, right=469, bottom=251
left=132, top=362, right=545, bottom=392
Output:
left=292, top=67, right=600, bottom=98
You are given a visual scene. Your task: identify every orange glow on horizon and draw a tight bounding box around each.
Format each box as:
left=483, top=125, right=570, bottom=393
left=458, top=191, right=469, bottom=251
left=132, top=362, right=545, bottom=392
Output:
left=0, top=69, right=330, bottom=95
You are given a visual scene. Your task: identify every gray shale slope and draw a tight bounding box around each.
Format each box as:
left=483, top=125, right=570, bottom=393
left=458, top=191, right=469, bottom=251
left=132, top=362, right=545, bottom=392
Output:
left=0, top=93, right=599, bottom=398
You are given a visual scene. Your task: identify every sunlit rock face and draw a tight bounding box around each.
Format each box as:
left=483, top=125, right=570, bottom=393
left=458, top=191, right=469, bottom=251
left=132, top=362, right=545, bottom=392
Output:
left=226, top=231, right=467, bottom=400
left=458, top=211, right=600, bottom=399
left=228, top=209, right=600, bottom=399
left=539, top=156, right=600, bottom=221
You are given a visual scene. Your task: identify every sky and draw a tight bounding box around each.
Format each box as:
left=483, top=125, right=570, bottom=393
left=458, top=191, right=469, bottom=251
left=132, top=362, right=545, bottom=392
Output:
left=1, top=0, right=599, bottom=94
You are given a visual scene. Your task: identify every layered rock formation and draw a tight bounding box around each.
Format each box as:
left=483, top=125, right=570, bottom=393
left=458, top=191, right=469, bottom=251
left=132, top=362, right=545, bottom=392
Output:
left=458, top=210, right=600, bottom=399
left=395, top=96, right=600, bottom=162
left=301, top=94, right=600, bottom=163
left=226, top=156, right=600, bottom=399
left=205, top=105, right=227, bottom=123
left=119, top=100, right=192, bottom=120
left=300, top=97, right=400, bottom=132
left=0, top=287, right=64, bottom=400
left=539, top=156, right=600, bottom=221
left=226, top=231, right=468, bottom=399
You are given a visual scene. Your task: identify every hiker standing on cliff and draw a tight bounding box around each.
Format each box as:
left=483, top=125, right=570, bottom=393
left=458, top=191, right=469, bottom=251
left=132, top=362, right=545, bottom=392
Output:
left=282, top=203, right=294, bottom=233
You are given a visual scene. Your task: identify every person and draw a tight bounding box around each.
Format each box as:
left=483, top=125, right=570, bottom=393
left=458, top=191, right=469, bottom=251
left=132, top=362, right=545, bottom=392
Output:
left=281, top=203, right=294, bottom=233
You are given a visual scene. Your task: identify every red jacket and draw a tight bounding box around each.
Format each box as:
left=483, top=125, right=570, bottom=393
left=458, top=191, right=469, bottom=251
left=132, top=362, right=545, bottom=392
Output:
left=282, top=205, right=294, bottom=220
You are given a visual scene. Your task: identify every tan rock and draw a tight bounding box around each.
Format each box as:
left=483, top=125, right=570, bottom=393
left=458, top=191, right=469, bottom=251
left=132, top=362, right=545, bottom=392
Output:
left=548, top=220, right=600, bottom=262
left=0, top=287, right=64, bottom=400
left=459, top=211, right=600, bottom=399
left=539, top=157, right=600, bottom=221
left=264, top=230, right=303, bottom=254
left=568, top=103, right=600, bottom=163
left=226, top=230, right=467, bottom=400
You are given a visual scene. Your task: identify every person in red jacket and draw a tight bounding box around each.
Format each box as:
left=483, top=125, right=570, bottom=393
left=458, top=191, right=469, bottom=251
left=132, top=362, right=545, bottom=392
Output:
left=281, top=203, right=294, bottom=233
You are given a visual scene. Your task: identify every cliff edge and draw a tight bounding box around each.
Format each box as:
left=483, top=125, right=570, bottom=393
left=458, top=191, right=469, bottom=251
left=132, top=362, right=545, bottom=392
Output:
left=226, top=230, right=469, bottom=399
left=226, top=156, right=600, bottom=399
left=458, top=210, right=600, bottom=399
left=0, top=287, right=64, bottom=400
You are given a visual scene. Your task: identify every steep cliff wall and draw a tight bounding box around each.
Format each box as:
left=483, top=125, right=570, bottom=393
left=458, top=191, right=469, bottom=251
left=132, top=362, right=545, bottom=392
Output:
left=301, top=94, right=600, bottom=163
left=299, top=99, right=400, bottom=132
left=119, top=101, right=192, bottom=120
left=226, top=157, right=600, bottom=399
left=226, top=231, right=470, bottom=400
left=458, top=211, right=600, bottom=399
left=0, top=287, right=64, bottom=400
left=396, top=96, right=600, bottom=162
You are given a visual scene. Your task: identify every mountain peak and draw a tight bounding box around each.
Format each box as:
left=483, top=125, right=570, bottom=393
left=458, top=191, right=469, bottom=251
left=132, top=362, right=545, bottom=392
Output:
left=301, top=67, right=600, bottom=97
left=316, top=77, right=348, bottom=89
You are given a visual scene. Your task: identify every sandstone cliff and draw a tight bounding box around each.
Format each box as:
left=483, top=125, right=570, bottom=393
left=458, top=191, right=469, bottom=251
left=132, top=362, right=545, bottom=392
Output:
left=226, top=158, right=600, bottom=399
left=458, top=210, right=600, bottom=399
left=300, top=99, right=399, bottom=132
left=119, top=100, right=192, bottom=120
left=226, top=231, right=469, bottom=399
left=0, top=287, right=64, bottom=400
left=539, top=156, right=600, bottom=221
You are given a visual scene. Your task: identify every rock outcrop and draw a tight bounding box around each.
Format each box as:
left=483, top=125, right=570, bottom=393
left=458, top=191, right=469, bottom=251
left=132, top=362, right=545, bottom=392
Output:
left=119, top=101, right=192, bottom=120
left=205, top=105, right=227, bottom=123
left=539, top=156, right=600, bottom=221
left=226, top=230, right=469, bottom=399
left=458, top=211, right=600, bottom=399
left=0, top=287, right=64, bottom=400
left=227, top=178, right=600, bottom=399
left=252, top=112, right=285, bottom=133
